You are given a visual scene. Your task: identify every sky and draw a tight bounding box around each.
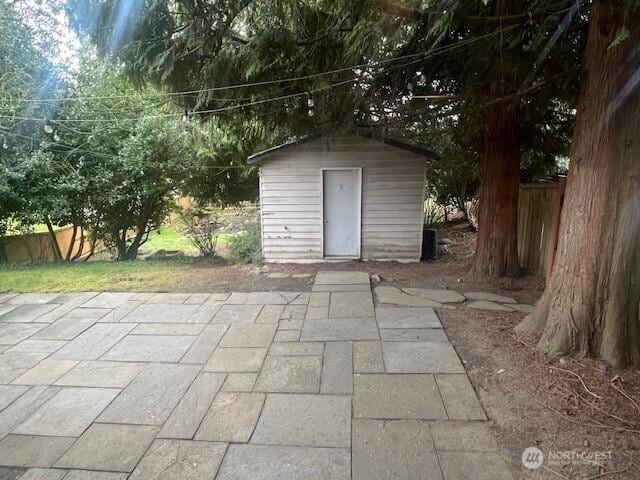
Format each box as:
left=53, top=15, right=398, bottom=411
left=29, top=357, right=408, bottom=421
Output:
left=9, top=0, right=81, bottom=77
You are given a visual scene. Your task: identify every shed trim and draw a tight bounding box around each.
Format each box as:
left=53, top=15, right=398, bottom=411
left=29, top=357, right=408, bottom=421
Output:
left=247, top=133, right=438, bottom=164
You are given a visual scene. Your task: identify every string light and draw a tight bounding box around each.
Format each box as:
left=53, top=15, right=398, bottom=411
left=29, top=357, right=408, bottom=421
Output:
left=53, top=132, right=61, bottom=142
left=43, top=120, right=54, bottom=134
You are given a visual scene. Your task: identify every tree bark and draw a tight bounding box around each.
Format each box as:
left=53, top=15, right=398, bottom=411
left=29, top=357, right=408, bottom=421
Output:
left=516, top=0, right=640, bottom=368
left=44, top=216, right=63, bottom=262
left=471, top=0, right=523, bottom=277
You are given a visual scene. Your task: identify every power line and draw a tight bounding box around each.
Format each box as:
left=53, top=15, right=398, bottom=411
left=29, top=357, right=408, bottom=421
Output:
left=1, top=26, right=521, bottom=126
left=13, top=25, right=519, bottom=105
left=1, top=131, right=254, bottom=168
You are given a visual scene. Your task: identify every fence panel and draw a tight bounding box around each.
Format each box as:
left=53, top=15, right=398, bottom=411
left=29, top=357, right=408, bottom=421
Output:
left=517, top=180, right=565, bottom=276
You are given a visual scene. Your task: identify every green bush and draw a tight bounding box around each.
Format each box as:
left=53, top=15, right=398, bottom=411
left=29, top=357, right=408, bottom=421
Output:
left=228, top=221, right=262, bottom=264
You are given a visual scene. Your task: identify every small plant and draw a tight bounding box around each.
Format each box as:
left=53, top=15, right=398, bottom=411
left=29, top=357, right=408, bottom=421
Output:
left=424, top=197, right=445, bottom=229
left=228, top=220, right=262, bottom=264
left=182, top=208, right=220, bottom=258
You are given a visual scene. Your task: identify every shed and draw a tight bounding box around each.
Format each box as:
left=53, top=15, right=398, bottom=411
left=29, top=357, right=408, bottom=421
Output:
left=248, top=134, right=435, bottom=263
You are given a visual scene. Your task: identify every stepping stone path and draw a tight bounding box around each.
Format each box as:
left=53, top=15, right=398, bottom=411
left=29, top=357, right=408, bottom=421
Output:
left=374, top=285, right=534, bottom=313
left=0, top=277, right=515, bottom=479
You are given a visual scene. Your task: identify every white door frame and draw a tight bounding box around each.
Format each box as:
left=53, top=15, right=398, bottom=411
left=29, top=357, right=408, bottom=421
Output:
left=320, top=167, right=362, bottom=259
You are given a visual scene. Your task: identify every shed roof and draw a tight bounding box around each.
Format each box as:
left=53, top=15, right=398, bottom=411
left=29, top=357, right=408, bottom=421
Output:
left=247, top=133, right=439, bottom=164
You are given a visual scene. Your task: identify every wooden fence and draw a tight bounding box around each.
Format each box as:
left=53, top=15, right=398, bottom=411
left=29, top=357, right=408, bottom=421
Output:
left=517, top=179, right=566, bottom=277
left=0, top=225, right=93, bottom=263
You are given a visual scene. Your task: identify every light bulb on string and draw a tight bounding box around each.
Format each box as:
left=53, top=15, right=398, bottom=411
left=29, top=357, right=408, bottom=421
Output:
left=182, top=109, right=190, bottom=122
left=43, top=119, right=54, bottom=134
left=307, top=95, right=314, bottom=108
left=53, top=132, right=60, bottom=142
left=308, top=109, right=314, bottom=117
left=2, top=138, right=8, bottom=149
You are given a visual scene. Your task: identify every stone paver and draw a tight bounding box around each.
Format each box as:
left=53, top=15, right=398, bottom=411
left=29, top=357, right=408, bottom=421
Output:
left=269, top=342, right=323, bottom=356
left=353, top=341, right=384, bottom=373
left=204, top=347, right=267, bottom=373
left=464, top=291, right=517, bottom=303
left=123, top=304, right=212, bottom=323
left=101, top=334, right=194, bottom=362
left=353, top=374, right=447, bottom=420
left=2, top=276, right=513, bottom=479
left=221, top=373, right=258, bottom=392
left=63, top=471, right=127, bottom=479
left=252, top=394, right=351, bottom=447
left=180, top=324, right=228, bottom=364
left=0, top=352, right=49, bottom=383
left=0, top=385, right=29, bottom=410
left=217, top=444, right=350, bottom=480
left=158, top=372, right=225, bottom=439
left=0, top=435, right=75, bottom=467
left=98, top=364, right=199, bottom=425
left=436, top=374, right=487, bottom=420
left=254, top=355, right=321, bottom=393
left=52, top=324, right=136, bottom=361
left=212, top=304, right=263, bottom=324
left=329, top=291, right=374, bottom=318
left=0, top=324, right=47, bottom=345
left=380, top=328, right=448, bottom=342
left=55, top=424, right=158, bottom=472
left=402, top=287, right=466, bottom=304
left=300, top=317, right=379, bottom=341
left=382, top=341, right=465, bottom=374
left=54, top=361, right=145, bottom=388
left=6, top=339, right=66, bottom=354
left=273, top=330, right=300, bottom=342
left=13, top=359, right=78, bottom=385
left=18, top=468, right=67, bottom=480
left=320, top=342, right=353, bottom=394
left=352, top=420, right=442, bottom=480
left=374, top=286, right=442, bottom=307
left=195, top=392, right=265, bottom=442
left=315, top=271, right=369, bottom=285
left=130, top=323, right=204, bottom=336
left=81, top=292, right=134, bottom=308
left=0, top=386, right=60, bottom=439
left=30, top=318, right=96, bottom=341
left=256, top=305, right=285, bottom=324
left=219, top=324, right=277, bottom=348
left=129, top=439, right=227, bottom=480
left=0, top=304, right=60, bottom=323
left=14, top=387, right=119, bottom=437
left=466, top=300, right=514, bottom=312
left=64, top=308, right=111, bottom=318
left=376, top=307, right=441, bottom=328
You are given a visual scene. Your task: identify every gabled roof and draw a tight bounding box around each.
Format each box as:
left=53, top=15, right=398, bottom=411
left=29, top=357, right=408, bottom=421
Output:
left=247, top=133, right=439, bottom=164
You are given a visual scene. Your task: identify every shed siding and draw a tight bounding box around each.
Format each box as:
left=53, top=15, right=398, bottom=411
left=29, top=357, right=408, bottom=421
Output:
left=259, top=137, right=426, bottom=262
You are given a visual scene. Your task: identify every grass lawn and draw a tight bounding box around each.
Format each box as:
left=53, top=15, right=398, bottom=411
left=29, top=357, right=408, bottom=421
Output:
left=143, top=223, right=197, bottom=255
left=0, top=258, right=226, bottom=292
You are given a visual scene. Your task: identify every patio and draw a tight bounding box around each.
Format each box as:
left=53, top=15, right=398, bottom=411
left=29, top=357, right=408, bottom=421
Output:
left=0, top=272, right=513, bottom=479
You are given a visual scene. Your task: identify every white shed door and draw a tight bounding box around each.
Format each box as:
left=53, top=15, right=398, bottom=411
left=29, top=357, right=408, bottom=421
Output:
left=323, top=169, right=360, bottom=257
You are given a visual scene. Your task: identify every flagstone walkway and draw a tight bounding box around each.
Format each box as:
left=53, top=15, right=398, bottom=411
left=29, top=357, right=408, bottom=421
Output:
left=0, top=272, right=514, bottom=479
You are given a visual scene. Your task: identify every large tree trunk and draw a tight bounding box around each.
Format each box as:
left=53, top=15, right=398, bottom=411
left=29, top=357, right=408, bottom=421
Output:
left=471, top=0, right=522, bottom=277
left=516, top=1, right=640, bottom=368
left=472, top=86, right=521, bottom=277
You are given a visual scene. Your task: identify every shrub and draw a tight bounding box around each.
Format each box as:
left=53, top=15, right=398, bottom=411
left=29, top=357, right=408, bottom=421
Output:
left=228, top=221, right=262, bottom=264
left=182, top=209, right=220, bottom=258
